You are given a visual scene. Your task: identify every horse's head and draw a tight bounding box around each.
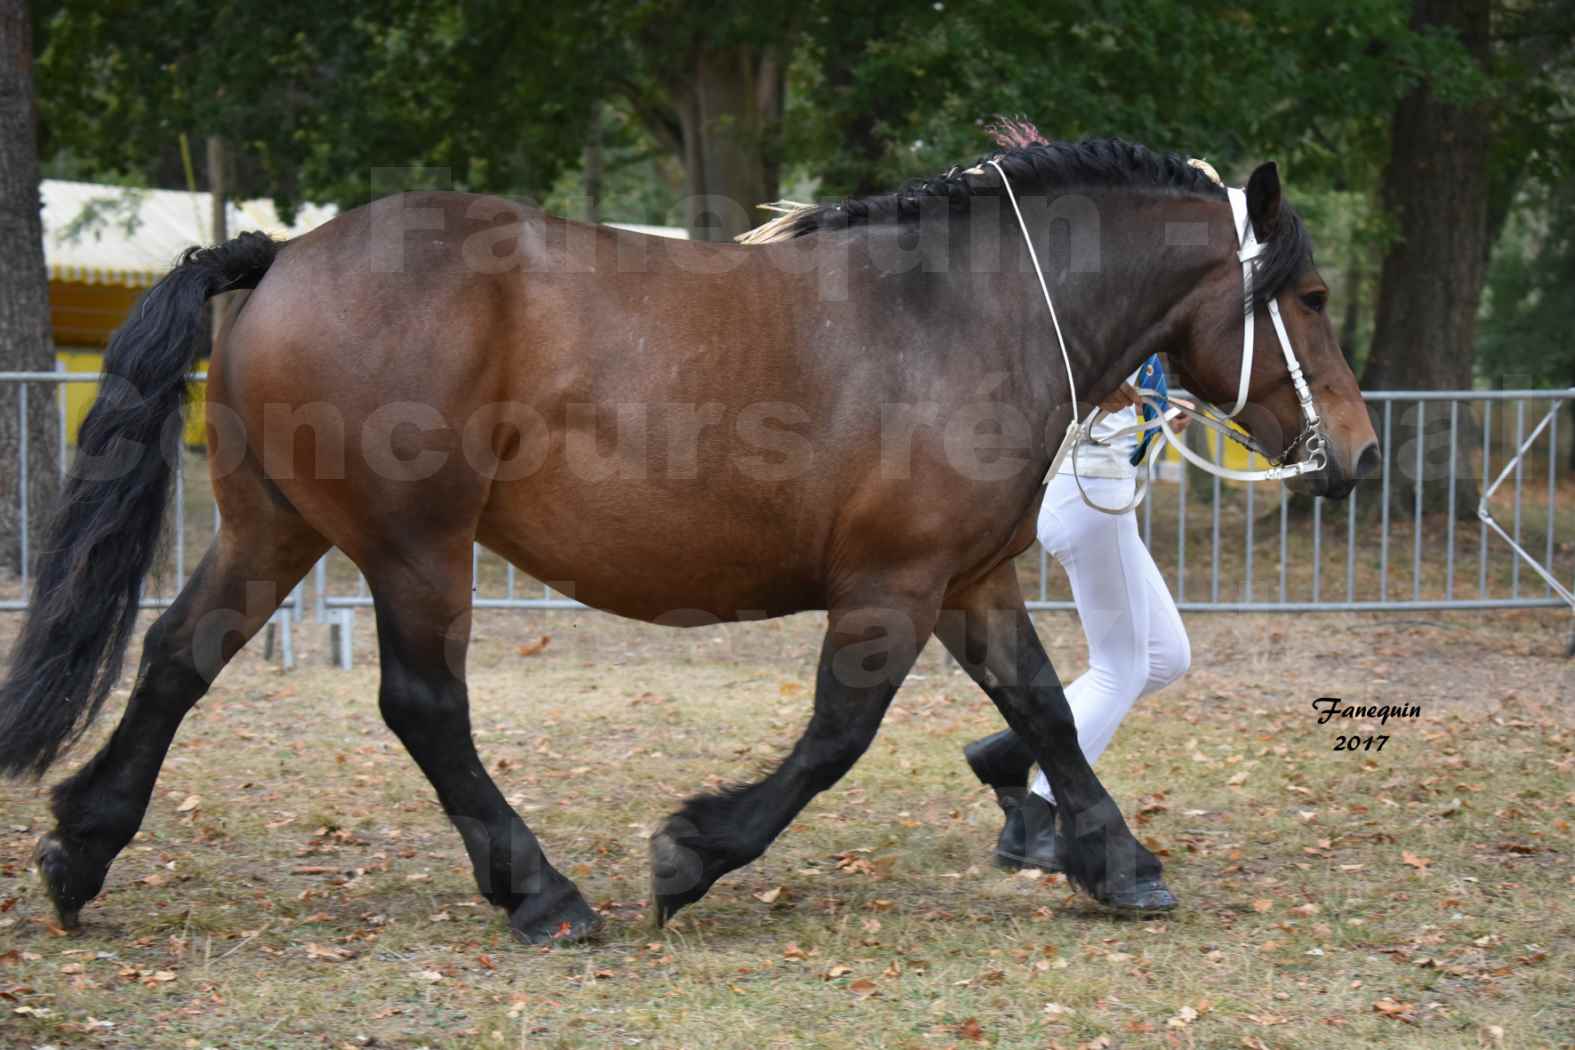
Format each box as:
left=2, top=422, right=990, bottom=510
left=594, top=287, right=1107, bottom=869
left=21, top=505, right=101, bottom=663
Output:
left=1171, top=162, right=1379, bottom=499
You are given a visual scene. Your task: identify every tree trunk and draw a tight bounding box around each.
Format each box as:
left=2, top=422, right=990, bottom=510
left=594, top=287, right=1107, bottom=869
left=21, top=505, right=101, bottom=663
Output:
left=0, top=0, right=58, bottom=579
left=206, top=134, right=228, bottom=345
left=671, top=45, right=784, bottom=241
left=1338, top=250, right=1361, bottom=368
left=1360, top=0, right=1491, bottom=519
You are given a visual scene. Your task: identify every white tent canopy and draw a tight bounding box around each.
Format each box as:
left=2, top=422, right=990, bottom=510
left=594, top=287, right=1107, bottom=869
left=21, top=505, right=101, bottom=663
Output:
left=41, top=180, right=338, bottom=288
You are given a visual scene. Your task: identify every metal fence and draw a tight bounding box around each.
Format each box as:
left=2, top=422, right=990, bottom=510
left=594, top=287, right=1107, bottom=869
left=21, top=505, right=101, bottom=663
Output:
left=3, top=372, right=1572, bottom=670
left=0, top=370, right=305, bottom=666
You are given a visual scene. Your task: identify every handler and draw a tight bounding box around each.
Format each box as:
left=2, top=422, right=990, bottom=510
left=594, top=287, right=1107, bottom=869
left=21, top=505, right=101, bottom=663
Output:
left=963, top=355, right=1192, bottom=870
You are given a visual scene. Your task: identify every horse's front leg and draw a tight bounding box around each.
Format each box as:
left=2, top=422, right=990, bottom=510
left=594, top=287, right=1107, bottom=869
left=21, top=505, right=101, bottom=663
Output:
left=651, top=576, right=940, bottom=923
left=936, top=561, right=1176, bottom=911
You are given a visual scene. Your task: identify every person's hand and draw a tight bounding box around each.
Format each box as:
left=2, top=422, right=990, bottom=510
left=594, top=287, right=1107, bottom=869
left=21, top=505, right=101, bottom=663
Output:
left=1099, top=383, right=1141, bottom=413
left=1168, top=410, right=1191, bottom=434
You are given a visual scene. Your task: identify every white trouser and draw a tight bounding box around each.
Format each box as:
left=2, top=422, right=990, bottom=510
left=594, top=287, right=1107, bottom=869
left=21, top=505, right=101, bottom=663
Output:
left=1030, top=472, right=1190, bottom=804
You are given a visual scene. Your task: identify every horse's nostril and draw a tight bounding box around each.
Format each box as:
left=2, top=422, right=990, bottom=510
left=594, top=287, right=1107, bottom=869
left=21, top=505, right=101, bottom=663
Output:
left=1354, top=442, right=1381, bottom=479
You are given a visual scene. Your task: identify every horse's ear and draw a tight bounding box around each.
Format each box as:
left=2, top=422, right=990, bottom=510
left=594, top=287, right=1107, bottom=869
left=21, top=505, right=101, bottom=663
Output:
left=1246, top=162, right=1282, bottom=240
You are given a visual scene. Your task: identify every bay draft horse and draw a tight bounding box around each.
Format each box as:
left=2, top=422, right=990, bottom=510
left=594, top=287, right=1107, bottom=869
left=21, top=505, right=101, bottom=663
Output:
left=0, top=137, right=1378, bottom=943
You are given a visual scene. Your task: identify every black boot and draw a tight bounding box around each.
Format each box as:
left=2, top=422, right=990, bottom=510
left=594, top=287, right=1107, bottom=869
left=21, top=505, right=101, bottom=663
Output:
left=989, top=787, right=1029, bottom=869
left=963, top=729, right=1035, bottom=788
left=966, top=729, right=1042, bottom=870
left=1015, top=792, right=1064, bottom=873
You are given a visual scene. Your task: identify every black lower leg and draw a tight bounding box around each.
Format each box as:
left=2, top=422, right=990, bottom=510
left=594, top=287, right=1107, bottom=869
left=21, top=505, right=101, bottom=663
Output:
left=37, top=544, right=271, bottom=926
left=373, top=593, right=598, bottom=944
left=653, top=598, right=929, bottom=922
left=39, top=629, right=207, bottom=925
left=938, top=578, right=1174, bottom=911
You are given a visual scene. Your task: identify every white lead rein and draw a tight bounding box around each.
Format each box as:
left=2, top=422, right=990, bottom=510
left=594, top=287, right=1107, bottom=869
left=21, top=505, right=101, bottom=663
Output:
left=987, top=158, right=1083, bottom=483
left=989, top=158, right=1328, bottom=515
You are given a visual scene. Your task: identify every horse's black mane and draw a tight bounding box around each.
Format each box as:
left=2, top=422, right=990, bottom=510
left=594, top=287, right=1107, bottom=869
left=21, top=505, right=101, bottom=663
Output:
left=764, top=136, right=1311, bottom=306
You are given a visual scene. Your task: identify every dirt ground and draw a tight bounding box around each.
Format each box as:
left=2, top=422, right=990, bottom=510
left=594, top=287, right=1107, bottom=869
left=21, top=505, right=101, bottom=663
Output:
left=0, top=602, right=1571, bottom=1049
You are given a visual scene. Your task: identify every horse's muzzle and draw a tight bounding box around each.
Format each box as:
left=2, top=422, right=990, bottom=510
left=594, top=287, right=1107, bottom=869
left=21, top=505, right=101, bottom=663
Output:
left=1288, top=439, right=1379, bottom=500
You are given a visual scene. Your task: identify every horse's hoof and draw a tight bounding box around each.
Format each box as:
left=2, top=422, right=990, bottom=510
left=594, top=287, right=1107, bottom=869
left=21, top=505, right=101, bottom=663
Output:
left=508, top=892, right=604, bottom=946
left=649, top=830, right=709, bottom=925
left=1102, top=878, right=1178, bottom=914
left=33, top=832, right=85, bottom=930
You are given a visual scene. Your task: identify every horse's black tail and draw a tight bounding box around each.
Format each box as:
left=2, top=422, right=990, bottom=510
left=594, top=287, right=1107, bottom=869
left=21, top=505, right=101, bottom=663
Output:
left=0, top=232, right=278, bottom=779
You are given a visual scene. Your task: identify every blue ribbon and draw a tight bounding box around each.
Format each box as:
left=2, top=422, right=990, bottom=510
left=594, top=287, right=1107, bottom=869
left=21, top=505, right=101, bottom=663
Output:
left=1130, top=354, right=1169, bottom=466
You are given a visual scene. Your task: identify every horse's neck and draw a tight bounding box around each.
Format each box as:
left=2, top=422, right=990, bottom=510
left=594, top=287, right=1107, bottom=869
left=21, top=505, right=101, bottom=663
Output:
left=1001, top=193, right=1226, bottom=463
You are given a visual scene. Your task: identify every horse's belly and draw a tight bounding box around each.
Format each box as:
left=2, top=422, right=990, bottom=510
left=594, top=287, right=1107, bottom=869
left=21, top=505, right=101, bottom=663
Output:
left=476, top=480, right=825, bottom=625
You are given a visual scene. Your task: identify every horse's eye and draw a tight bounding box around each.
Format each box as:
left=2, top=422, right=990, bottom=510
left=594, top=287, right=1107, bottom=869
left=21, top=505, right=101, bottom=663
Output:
left=1301, top=291, right=1328, bottom=314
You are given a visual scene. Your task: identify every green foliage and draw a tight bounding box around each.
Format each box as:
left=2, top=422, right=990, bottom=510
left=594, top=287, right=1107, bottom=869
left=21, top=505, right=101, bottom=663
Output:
left=787, top=0, right=1471, bottom=195
left=26, top=0, right=1575, bottom=368
left=1479, top=176, right=1575, bottom=386
left=33, top=0, right=604, bottom=215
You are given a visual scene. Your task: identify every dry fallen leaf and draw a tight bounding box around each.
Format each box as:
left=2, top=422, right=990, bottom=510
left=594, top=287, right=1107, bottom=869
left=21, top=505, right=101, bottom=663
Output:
left=849, top=978, right=878, bottom=999
left=752, top=886, right=783, bottom=904
left=516, top=636, right=551, bottom=658
left=955, top=1017, right=986, bottom=1042
left=1251, top=899, right=1274, bottom=913
left=1401, top=851, right=1432, bottom=872
left=305, top=943, right=353, bottom=962
left=1168, top=1005, right=1199, bottom=1028
left=175, top=795, right=201, bottom=814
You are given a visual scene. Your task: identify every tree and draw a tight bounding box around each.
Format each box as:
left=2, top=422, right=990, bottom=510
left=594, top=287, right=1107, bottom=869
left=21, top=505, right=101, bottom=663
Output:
left=1479, top=175, right=1575, bottom=469
left=1362, top=0, right=1493, bottom=401
left=565, top=1, right=798, bottom=240
left=33, top=1, right=601, bottom=218
left=1359, top=0, right=1492, bottom=517
left=1361, top=0, right=1575, bottom=514
left=0, top=0, right=58, bottom=577
left=34, top=0, right=797, bottom=241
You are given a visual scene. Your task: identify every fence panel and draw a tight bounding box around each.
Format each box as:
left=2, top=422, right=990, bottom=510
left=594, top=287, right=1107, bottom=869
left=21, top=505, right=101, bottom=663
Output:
left=0, top=371, right=301, bottom=665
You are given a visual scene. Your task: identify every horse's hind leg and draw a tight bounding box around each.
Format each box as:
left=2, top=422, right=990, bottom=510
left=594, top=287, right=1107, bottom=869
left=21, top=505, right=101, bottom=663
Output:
left=934, top=561, right=1175, bottom=912
left=36, top=516, right=327, bottom=928
left=652, top=578, right=938, bottom=922
left=366, top=551, right=600, bottom=944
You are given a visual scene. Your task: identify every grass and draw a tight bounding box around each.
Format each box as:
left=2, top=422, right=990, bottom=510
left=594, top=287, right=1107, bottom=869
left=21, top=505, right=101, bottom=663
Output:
left=1, top=603, right=1571, bottom=1049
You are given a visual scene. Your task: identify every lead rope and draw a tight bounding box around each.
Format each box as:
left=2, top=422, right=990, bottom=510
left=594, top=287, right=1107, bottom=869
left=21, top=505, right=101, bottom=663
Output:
left=987, top=159, right=1083, bottom=482
left=992, top=159, right=1171, bottom=515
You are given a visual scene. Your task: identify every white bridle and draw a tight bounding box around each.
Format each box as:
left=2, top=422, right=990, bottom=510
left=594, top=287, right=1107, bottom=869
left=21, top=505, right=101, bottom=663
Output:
left=988, top=159, right=1329, bottom=515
